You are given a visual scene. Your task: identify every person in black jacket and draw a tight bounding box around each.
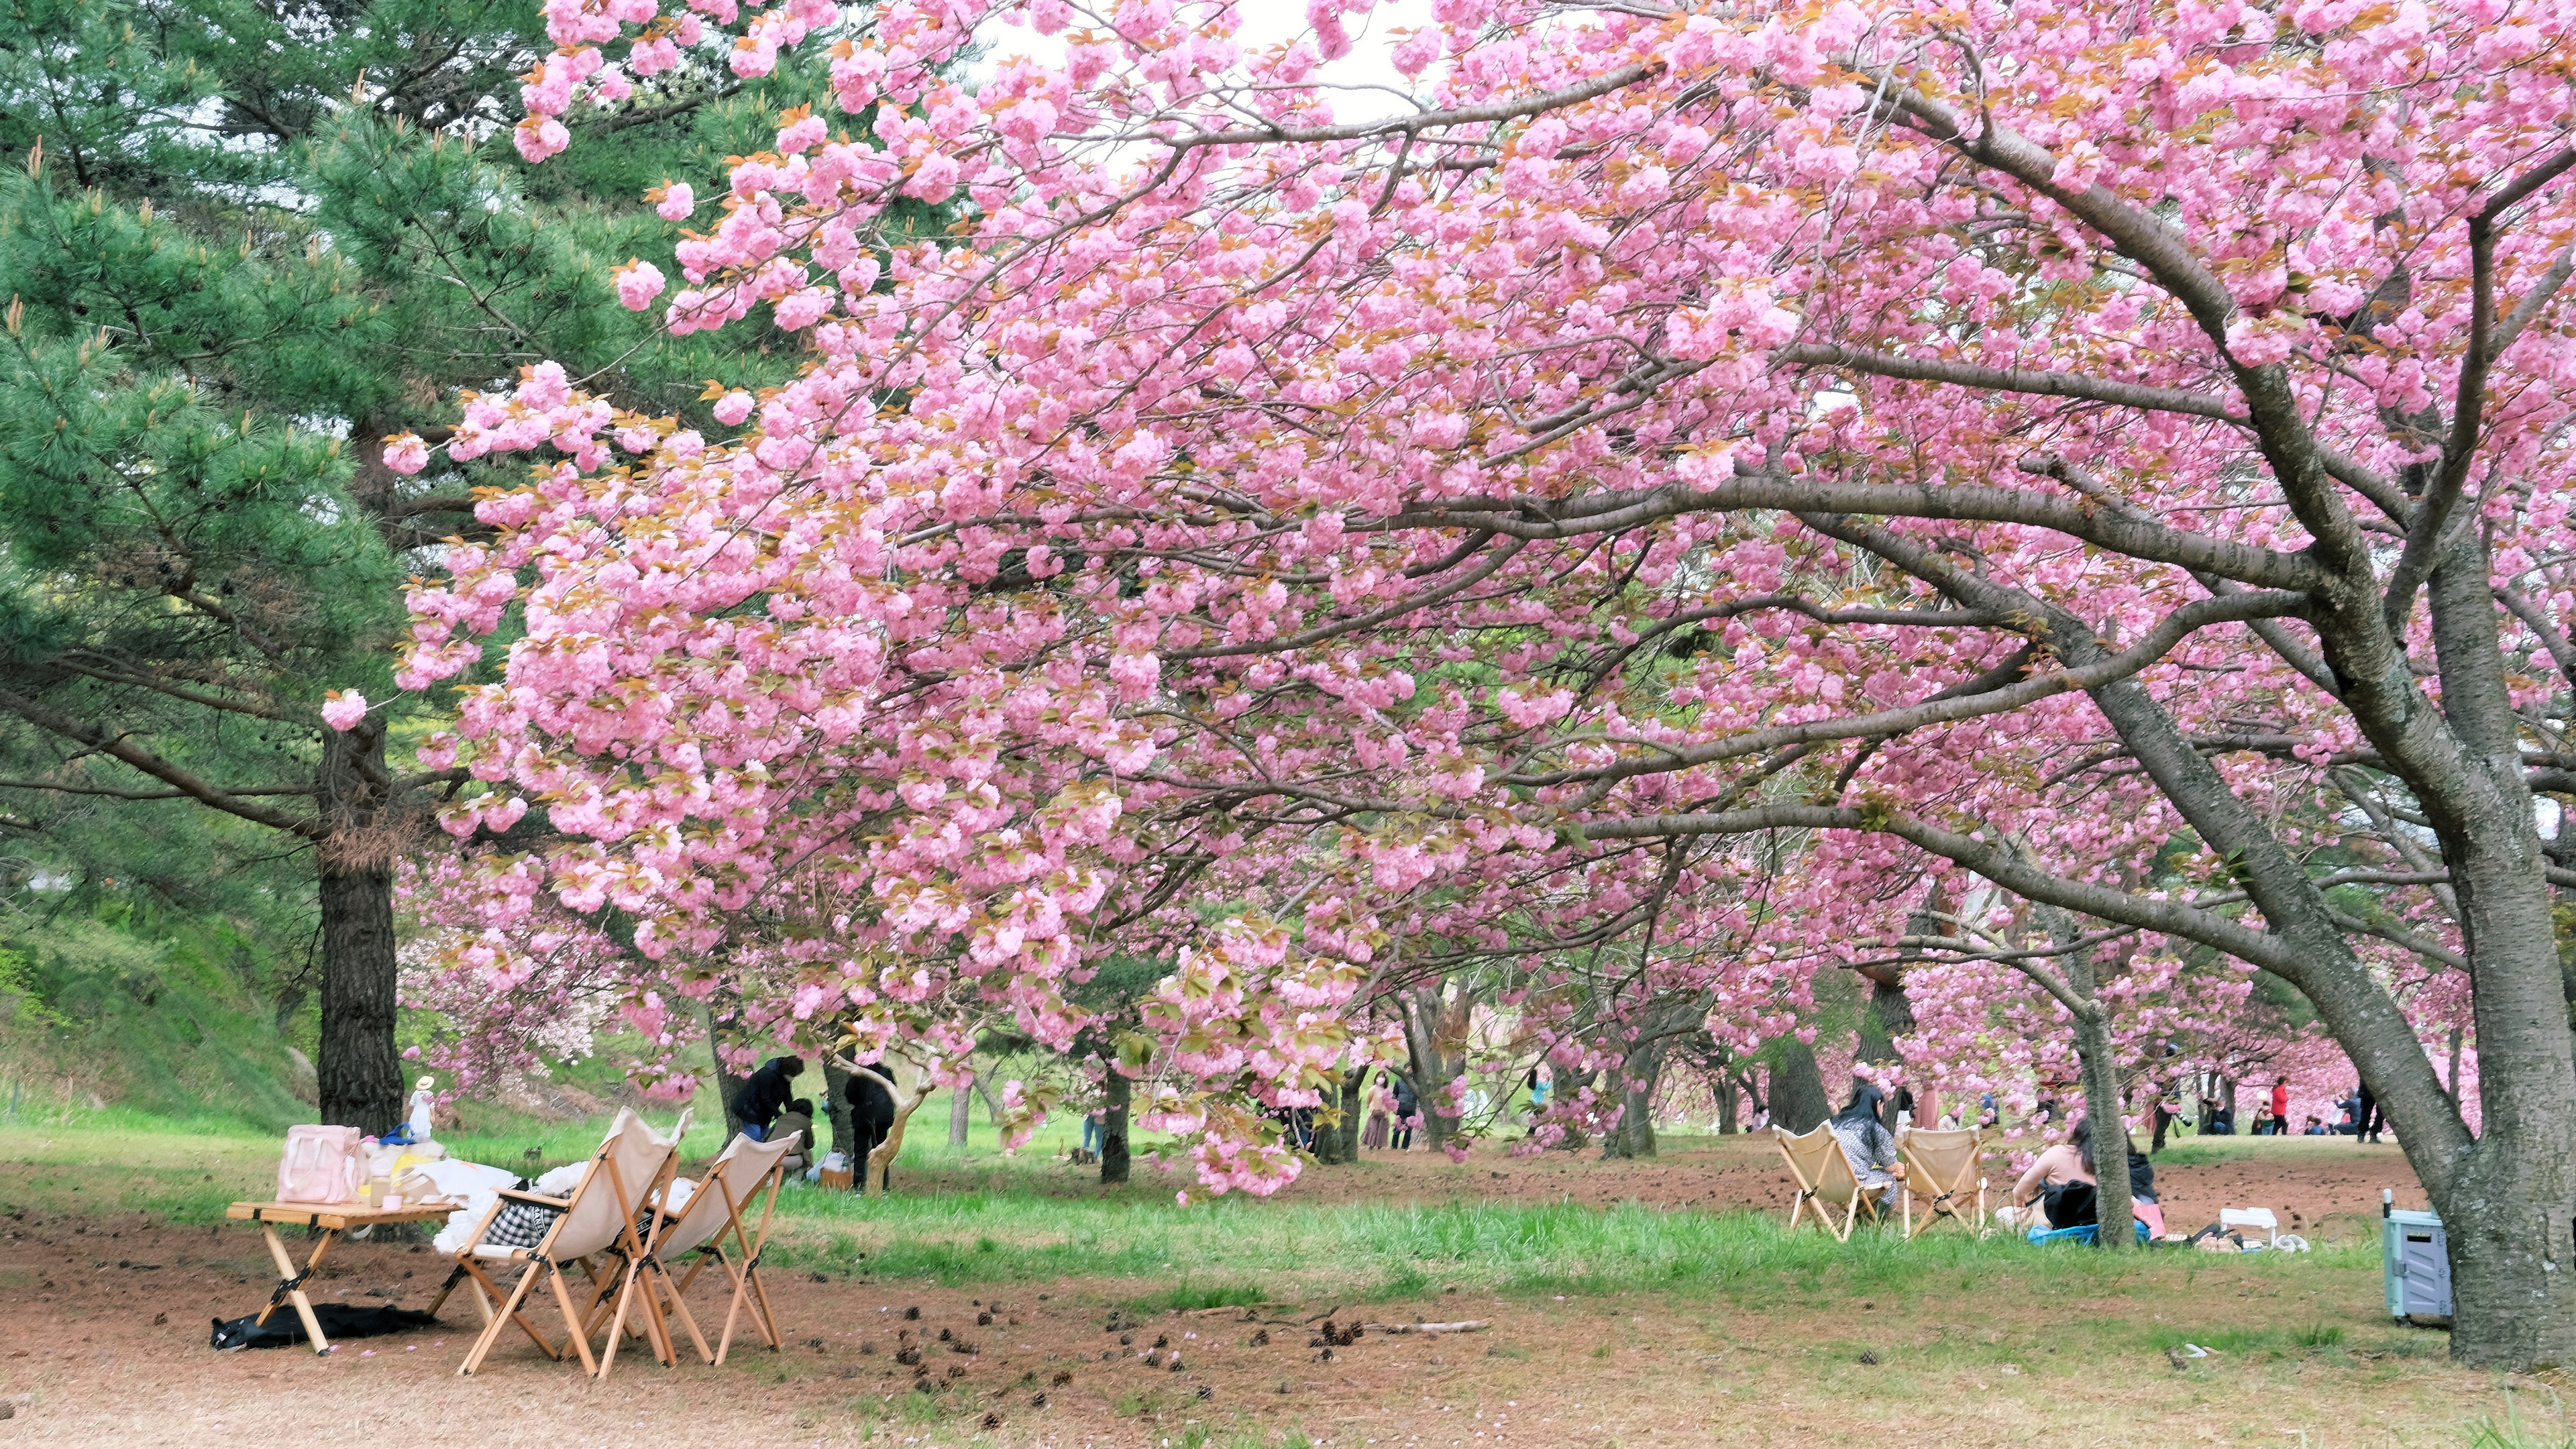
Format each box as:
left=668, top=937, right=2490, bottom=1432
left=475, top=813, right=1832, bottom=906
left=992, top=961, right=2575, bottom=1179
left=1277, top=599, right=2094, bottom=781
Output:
left=1391, top=1074, right=1419, bottom=1150
left=846, top=1069, right=898, bottom=1192
left=735, top=1056, right=805, bottom=1138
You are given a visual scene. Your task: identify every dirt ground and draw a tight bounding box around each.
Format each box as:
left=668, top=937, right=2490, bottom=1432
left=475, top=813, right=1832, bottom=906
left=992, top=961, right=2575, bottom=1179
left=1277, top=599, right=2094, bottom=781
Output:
left=0, top=1137, right=2517, bottom=1448
left=1244, top=1133, right=2433, bottom=1240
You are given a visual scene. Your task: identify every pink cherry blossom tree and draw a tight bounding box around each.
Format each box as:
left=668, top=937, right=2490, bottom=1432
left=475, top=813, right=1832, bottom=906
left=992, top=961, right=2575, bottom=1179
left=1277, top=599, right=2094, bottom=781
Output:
left=371, top=0, right=2576, bottom=1364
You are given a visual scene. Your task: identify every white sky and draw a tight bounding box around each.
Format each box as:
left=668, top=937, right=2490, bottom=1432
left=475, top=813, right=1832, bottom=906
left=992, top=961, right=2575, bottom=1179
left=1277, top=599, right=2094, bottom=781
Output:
left=969, top=0, right=1439, bottom=124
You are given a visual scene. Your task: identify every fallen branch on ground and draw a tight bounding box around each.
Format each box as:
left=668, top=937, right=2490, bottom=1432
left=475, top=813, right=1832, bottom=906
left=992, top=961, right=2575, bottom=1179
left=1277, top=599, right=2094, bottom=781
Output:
left=1362, top=1320, right=1492, bottom=1335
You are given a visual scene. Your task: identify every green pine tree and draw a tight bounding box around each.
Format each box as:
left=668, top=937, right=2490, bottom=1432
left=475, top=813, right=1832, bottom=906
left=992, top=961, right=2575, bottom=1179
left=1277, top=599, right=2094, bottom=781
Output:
left=0, top=0, right=867, bottom=1129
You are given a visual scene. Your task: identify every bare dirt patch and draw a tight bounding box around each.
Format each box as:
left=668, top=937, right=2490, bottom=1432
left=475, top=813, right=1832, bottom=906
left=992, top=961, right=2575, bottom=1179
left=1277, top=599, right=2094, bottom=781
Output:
left=0, top=1138, right=2507, bottom=1448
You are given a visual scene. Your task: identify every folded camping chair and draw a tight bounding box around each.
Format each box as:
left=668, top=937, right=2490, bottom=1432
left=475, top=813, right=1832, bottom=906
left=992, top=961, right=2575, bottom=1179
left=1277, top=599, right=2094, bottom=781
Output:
left=451, top=1108, right=684, bottom=1378
left=632, top=1128, right=797, bottom=1366
left=1773, top=1123, right=1879, bottom=1243
left=1896, top=1126, right=1986, bottom=1238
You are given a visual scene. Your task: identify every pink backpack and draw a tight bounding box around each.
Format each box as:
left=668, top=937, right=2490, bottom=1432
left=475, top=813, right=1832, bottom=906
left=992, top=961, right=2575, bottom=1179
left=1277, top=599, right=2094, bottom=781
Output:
left=276, top=1125, right=362, bottom=1204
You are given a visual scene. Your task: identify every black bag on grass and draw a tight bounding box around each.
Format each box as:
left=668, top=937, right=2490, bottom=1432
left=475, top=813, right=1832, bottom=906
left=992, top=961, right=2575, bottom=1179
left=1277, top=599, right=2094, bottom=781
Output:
left=210, top=1304, right=439, bottom=1350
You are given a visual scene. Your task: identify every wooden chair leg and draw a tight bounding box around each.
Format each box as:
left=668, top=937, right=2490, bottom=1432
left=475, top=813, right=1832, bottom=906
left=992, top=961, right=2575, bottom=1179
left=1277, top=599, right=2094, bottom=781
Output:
left=460, top=1259, right=543, bottom=1376
left=453, top=1258, right=510, bottom=1334
left=712, top=1248, right=751, bottom=1366
left=655, top=1265, right=714, bottom=1364
left=745, top=1261, right=784, bottom=1352
left=546, top=1264, right=601, bottom=1378
left=633, top=1260, right=680, bottom=1368
left=596, top=1257, right=646, bottom=1382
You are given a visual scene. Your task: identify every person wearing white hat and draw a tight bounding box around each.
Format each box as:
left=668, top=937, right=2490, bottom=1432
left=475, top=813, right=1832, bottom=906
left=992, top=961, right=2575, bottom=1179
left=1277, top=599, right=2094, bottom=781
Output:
left=405, top=1075, right=439, bottom=1142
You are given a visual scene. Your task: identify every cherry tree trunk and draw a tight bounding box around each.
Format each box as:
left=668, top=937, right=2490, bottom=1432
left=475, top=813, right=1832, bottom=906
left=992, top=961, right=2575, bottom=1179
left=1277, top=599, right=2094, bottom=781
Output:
left=1550, top=1066, right=1596, bottom=1150
left=2070, top=1004, right=2137, bottom=1250
left=822, top=1060, right=857, bottom=1171
left=1715, top=1071, right=1739, bottom=1135
left=1856, top=969, right=1914, bottom=1069
left=1601, top=1036, right=1666, bottom=1159
left=700, top=1004, right=749, bottom=1140
left=1771, top=1040, right=1830, bottom=1134
left=1401, top=981, right=1468, bottom=1148
left=1313, top=1065, right=1368, bottom=1165
left=2435, top=929, right=2576, bottom=1366
left=315, top=720, right=400, bottom=1136
left=1100, top=1070, right=1130, bottom=1185
left=949, top=1080, right=971, bottom=1147
left=2035, top=900, right=2135, bottom=1249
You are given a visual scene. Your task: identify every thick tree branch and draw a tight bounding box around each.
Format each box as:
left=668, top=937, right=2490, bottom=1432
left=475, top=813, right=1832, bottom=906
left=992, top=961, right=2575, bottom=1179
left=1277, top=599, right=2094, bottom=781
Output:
left=1385, top=470, right=2328, bottom=591
left=1512, top=589, right=2306, bottom=791
left=0, top=686, right=320, bottom=835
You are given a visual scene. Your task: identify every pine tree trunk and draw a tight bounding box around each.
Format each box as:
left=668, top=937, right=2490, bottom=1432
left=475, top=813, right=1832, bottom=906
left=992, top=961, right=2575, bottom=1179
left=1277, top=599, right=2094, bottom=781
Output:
left=1101, top=1070, right=1130, bottom=1185
left=314, top=720, right=400, bottom=1134
left=1772, top=1040, right=1830, bottom=1133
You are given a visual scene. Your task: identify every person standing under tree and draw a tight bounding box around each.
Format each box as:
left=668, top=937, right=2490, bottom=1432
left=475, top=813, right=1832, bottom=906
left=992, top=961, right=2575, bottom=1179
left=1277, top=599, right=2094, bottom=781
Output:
left=2269, top=1075, right=2291, bottom=1138
left=1363, top=1081, right=1393, bottom=1150
left=2356, top=1080, right=2383, bottom=1144
left=405, top=1075, right=438, bottom=1141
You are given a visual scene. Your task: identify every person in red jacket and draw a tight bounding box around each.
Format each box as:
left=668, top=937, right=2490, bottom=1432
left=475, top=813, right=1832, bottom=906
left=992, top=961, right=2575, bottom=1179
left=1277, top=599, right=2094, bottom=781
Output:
left=2269, top=1075, right=2291, bottom=1137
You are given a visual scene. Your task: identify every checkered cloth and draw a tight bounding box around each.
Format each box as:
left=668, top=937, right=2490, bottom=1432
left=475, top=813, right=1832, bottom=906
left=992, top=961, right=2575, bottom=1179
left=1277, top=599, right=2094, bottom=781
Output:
left=482, top=1195, right=560, bottom=1252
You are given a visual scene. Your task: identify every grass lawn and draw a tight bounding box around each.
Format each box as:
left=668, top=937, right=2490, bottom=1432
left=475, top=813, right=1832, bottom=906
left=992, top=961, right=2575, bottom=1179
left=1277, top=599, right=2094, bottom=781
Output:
left=0, top=1106, right=2554, bottom=1446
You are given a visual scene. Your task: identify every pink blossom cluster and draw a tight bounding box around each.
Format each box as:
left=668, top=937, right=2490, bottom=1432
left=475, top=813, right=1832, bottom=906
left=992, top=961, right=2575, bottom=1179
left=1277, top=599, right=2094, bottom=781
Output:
left=371, top=0, right=2567, bottom=1191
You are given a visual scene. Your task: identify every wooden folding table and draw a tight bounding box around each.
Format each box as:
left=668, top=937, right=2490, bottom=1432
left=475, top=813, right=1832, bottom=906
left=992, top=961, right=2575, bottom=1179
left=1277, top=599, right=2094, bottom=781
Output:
left=226, top=1200, right=458, bottom=1354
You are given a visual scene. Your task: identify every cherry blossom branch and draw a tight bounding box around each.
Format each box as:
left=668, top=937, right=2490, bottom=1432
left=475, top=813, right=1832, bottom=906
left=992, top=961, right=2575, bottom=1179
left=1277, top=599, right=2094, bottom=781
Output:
left=1513, top=589, right=2307, bottom=792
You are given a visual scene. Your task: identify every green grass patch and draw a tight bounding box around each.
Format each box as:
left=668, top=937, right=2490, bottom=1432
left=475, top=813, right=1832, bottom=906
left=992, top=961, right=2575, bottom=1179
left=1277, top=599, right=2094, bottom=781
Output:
left=2469, top=1387, right=2576, bottom=1449
left=1124, top=1279, right=1274, bottom=1313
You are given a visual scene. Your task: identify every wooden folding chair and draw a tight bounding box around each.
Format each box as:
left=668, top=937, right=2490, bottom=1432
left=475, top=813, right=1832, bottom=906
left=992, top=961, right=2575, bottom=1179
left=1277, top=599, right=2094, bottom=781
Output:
left=633, top=1129, right=796, bottom=1365
left=451, top=1108, right=684, bottom=1378
left=1773, top=1123, right=1879, bottom=1242
left=1897, top=1126, right=1987, bottom=1238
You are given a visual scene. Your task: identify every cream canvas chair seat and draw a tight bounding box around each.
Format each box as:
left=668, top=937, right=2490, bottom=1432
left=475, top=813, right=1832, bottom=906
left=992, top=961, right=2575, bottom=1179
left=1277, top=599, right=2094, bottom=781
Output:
left=451, top=1108, right=686, bottom=1379
left=1773, top=1122, right=1879, bottom=1242
left=1896, top=1126, right=1987, bottom=1238
left=628, top=1128, right=797, bottom=1366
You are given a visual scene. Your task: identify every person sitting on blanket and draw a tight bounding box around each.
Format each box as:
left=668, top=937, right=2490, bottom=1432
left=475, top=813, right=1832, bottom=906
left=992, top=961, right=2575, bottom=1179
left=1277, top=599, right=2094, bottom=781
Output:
left=1997, top=1118, right=2096, bottom=1232
left=1824, top=1083, right=1907, bottom=1213
left=2000, top=1119, right=2165, bottom=1235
